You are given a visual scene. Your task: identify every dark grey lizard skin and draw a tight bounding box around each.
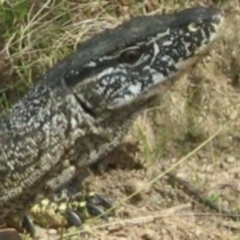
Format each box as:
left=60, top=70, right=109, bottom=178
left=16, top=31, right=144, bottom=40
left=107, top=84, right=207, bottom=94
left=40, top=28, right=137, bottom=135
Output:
left=0, top=6, right=224, bottom=225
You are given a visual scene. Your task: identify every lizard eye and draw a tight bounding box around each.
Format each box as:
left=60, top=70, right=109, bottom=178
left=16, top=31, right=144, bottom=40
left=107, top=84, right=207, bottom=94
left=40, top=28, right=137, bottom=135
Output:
left=119, top=47, right=143, bottom=65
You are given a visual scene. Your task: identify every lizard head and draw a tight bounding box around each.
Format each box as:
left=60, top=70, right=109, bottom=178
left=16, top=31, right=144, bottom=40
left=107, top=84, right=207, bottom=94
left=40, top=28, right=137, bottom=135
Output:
left=66, top=6, right=224, bottom=115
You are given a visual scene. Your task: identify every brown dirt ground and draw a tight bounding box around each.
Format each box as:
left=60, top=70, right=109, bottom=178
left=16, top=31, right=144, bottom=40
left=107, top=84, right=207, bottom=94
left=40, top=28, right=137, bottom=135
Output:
left=1, top=0, right=240, bottom=240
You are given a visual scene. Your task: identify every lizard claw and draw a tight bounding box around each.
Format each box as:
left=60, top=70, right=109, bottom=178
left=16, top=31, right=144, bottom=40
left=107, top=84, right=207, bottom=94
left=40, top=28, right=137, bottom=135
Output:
left=22, top=214, right=36, bottom=237
left=86, top=193, right=112, bottom=220
left=86, top=202, right=106, bottom=219
left=64, top=210, right=82, bottom=227
left=88, top=193, right=112, bottom=209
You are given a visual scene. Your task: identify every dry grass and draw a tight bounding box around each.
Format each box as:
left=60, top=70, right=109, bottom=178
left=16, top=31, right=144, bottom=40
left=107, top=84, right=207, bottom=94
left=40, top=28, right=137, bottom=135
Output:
left=1, top=0, right=240, bottom=239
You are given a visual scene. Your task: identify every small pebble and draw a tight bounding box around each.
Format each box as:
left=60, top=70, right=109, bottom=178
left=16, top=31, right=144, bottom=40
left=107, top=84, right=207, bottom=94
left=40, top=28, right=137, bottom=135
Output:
left=124, top=178, right=150, bottom=198
left=226, top=156, right=236, bottom=163
left=0, top=228, right=21, bottom=240
left=141, top=229, right=156, bottom=240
